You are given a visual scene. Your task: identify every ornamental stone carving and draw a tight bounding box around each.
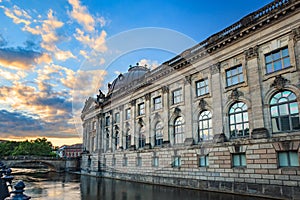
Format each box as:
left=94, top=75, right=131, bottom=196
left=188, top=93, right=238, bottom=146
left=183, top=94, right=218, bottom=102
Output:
left=184, top=75, right=192, bottom=85
left=210, top=63, right=220, bottom=75
left=130, top=99, right=136, bottom=106
left=291, top=26, right=300, bottom=42
left=244, top=46, right=258, bottom=60
left=162, top=86, right=169, bottom=94
left=145, top=93, right=151, bottom=101
left=199, top=98, right=207, bottom=110
left=270, top=75, right=289, bottom=90
left=229, top=88, right=243, bottom=101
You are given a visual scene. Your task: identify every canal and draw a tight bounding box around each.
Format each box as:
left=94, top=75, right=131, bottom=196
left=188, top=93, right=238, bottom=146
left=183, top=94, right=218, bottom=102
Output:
left=11, top=168, right=272, bottom=200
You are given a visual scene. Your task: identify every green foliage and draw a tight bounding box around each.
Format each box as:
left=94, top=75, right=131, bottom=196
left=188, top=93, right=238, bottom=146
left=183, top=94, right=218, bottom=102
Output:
left=0, top=138, right=54, bottom=157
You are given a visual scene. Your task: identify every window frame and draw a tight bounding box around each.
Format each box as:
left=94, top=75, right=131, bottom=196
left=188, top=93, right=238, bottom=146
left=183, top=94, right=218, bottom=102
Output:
left=198, top=110, right=213, bottom=141
left=154, top=122, right=163, bottom=146
left=153, top=157, right=159, bottom=167
left=114, top=112, right=120, bottom=124
left=138, top=103, right=145, bottom=116
left=199, top=154, right=209, bottom=167
left=229, top=102, right=249, bottom=138
left=278, top=151, right=299, bottom=167
left=225, top=64, right=244, bottom=87
left=270, top=90, right=300, bottom=133
left=196, top=78, right=209, bottom=97
left=172, top=88, right=183, bottom=104
left=125, top=108, right=131, bottom=120
left=153, top=96, right=162, bottom=110
left=232, top=153, right=246, bottom=168
left=105, top=116, right=110, bottom=126
left=265, top=46, right=291, bottom=74
left=172, top=156, right=181, bottom=168
left=174, top=116, right=184, bottom=144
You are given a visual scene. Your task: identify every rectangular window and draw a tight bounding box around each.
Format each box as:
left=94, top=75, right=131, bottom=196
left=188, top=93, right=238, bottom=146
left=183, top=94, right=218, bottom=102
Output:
left=153, top=96, right=162, bottom=110
left=172, top=156, right=181, bottom=168
left=125, top=108, right=131, bottom=120
left=138, top=103, right=145, bottom=116
left=114, top=113, right=120, bottom=123
left=232, top=153, right=246, bottom=167
left=265, top=47, right=291, bottom=74
left=153, top=157, right=159, bottom=167
left=278, top=151, right=299, bottom=167
left=226, top=65, right=244, bottom=87
left=123, top=157, right=128, bottom=167
left=196, top=79, right=209, bottom=97
left=199, top=155, right=209, bottom=167
left=173, top=89, right=182, bottom=104
left=105, top=116, right=110, bottom=126
left=136, top=157, right=142, bottom=167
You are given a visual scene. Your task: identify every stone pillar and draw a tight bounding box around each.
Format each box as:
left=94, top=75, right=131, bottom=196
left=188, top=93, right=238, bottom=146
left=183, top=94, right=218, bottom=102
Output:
left=130, top=100, right=136, bottom=147
left=184, top=75, right=193, bottom=140
left=245, top=47, right=265, bottom=130
left=145, top=93, right=151, bottom=145
left=210, top=63, right=224, bottom=138
left=162, top=86, right=170, bottom=143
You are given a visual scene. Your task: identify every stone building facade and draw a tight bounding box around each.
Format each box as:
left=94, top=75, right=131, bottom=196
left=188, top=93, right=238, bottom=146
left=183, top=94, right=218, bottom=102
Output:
left=81, top=0, right=300, bottom=198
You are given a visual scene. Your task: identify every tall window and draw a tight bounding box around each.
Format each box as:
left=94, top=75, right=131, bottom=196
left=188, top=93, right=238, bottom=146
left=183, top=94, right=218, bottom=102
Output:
left=265, top=47, right=290, bottom=74
left=125, top=108, right=131, bottom=120
left=114, top=113, right=120, bottom=123
left=172, top=156, right=181, bottom=167
left=174, top=116, right=184, bottom=144
left=278, top=151, right=299, bottom=167
left=196, top=79, right=209, bottom=97
left=138, top=103, right=145, bottom=116
left=270, top=90, right=300, bottom=132
left=105, top=116, right=110, bottom=126
left=229, top=102, right=249, bottom=138
left=173, top=89, right=182, bottom=104
left=153, top=96, right=162, bottom=110
left=154, top=122, right=163, bottom=146
left=226, top=65, right=244, bottom=87
left=125, top=131, right=131, bottom=149
left=198, top=110, right=213, bottom=141
left=105, top=130, right=109, bottom=151
left=138, top=127, right=146, bottom=148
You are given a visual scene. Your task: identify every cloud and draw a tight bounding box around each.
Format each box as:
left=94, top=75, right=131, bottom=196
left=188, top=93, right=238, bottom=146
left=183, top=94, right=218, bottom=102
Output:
left=0, top=47, right=52, bottom=70
left=1, top=5, right=31, bottom=25
left=138, top=59, right=160, bottom=70
left=0, top=68, right=27, bottom=82
left=74, top=28, right=107, bottom=52
left=68, top=0, right=95, bottom=32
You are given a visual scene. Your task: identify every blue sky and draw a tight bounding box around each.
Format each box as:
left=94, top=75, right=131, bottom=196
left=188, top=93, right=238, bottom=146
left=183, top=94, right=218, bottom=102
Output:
left=0, top=0, right=272, bottom=146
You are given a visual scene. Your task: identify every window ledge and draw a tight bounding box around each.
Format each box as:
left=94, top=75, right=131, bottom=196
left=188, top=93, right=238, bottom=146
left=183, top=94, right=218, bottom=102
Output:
left=263, top=65, right=295, bottom=81
left=225, top=81, right=247, bottom=92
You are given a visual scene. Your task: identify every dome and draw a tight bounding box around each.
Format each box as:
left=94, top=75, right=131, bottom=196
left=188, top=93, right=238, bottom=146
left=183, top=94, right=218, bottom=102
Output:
left=107, top=65, right=150, bottom=95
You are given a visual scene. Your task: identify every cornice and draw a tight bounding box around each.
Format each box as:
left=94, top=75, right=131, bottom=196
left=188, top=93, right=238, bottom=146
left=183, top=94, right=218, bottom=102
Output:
left=97, top=0, right=300, bottom=105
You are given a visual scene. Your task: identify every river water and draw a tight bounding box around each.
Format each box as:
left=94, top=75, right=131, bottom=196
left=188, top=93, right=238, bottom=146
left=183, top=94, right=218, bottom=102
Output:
left=10, top=168, right=271, bottom=200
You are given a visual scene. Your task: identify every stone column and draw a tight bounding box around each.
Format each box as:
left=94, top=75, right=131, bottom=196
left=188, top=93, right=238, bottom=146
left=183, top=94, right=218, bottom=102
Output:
left=184, top=75, right=193, bottom=140
left=245, top=47, right=265, bottom=133
left=161, top=86, right=170, bottom=143
left=210, top=63, right=224, bottom=138
left=145, top=93, right=151, bottom=145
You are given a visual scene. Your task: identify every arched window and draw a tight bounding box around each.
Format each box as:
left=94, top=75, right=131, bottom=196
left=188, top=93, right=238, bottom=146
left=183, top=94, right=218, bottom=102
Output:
left=198, top=110, right=213, bottom=141
left=229, top=102, right=249, bottom=138
left=174, top=117, right=184, bottom=144
left=125, top=131, right=131, bottom=149
left=154, top=122, right=163, bottom=146
left=138, top=127, right=146, bottom=148
left=270, top=90, right=300, bottom=132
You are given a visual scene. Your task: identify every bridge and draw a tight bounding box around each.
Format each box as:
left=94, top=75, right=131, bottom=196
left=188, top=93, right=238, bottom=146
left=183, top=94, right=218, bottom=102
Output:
left=0, top=156, right=80, bottom=172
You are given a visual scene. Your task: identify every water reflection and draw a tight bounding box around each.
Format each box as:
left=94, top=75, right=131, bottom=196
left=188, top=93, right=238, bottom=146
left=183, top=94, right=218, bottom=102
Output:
left=11, top=168, right=271, bottom=200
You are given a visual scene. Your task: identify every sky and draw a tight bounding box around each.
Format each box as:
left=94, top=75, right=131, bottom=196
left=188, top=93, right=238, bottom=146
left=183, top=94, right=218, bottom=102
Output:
left=0, top=0, right=272, bottom=147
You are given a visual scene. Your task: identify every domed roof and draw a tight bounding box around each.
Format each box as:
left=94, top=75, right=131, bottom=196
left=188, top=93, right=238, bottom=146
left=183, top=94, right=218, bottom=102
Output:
left=107, top=64, right=150, bottom=95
